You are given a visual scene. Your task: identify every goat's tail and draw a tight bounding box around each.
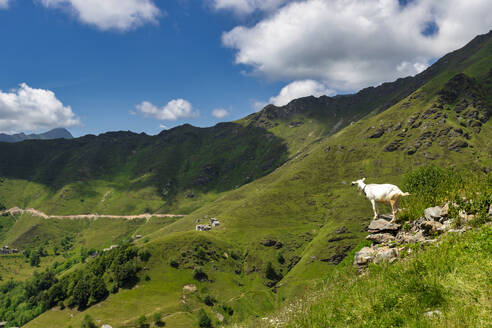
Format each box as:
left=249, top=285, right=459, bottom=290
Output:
left=401, top=192, right=411, bottom=197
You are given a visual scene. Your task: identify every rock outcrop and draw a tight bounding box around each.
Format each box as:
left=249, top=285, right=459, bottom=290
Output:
left=354, top=202, right=470, bottom=269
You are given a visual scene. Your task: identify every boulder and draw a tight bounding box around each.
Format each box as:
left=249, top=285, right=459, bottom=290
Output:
left=459, top=211, right=475, bottom=222
left=260, top=239, right=277, bottom=247
left=396, top=231, right=426, bottom=244
left=354, top=247, right=376, bottom=266
left=182, top=284, right=197, bottom=294
left=374, top=247, right=399, bottom=264
left=440, top=203, right=450, bottom=219
left=421, top=220, right=444, bottom=236
left=423, top=310, right=442, bottom=318
left=424, top=206, right=443, bottom=221
left=366, top=233, right=395, bottom=245
left=368, top=219, right=401, bottom=234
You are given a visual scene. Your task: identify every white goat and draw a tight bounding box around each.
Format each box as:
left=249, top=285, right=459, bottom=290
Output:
left=351, top=178, right=410, bottom=221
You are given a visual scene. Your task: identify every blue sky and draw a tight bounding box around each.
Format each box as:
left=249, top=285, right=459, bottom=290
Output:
left=0, top=0, right=490, bottom=137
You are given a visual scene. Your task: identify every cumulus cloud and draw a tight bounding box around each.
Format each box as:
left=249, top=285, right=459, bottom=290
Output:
left=252, top=100, right=268, bottom=111
left=0, top=83, right=80, bottom=134
left=39, top=0, right=161, bottom=31
left=211, top=0, right=290, bottom=15
left=269, top=80, right=335, bottom=106
left=211, top=108, right=229, bottom=118
left=222, top=0, right=492, bottom=91
left=0, top=0, right=9, bottom=9
left=136, top=99, right=198, bottom=121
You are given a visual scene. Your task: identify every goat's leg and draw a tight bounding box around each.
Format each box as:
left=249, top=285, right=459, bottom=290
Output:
left=370, top=199, right=378, bottom=220
left=389, top=199, right=396, bottom=222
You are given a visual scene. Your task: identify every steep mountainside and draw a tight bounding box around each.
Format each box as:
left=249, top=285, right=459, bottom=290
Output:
left=0, top=128, right=73, bottom=143
left=2, top=33, right=490, bottom=216
left=0, top=31, right=491, bottom=328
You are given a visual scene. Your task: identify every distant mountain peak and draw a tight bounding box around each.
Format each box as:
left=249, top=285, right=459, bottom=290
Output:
left=0, top=128, right=73, bottom=143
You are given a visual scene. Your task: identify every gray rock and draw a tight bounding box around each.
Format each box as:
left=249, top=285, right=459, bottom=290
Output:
left=424, top=206, right=443, bottom=221
left=353, top=247, right=376, bottom=266
left=421, top=220, right=444, bottom=235
left=216, top=312, right=225, bottom=322
left=368, top=219, right=401, bottom=233
left=373, top=247, right=399, bottom=264
left=396, top=231, right=426, bottom=244
left=423, top=310, right=442, bottom=318
left=440, top=203, right=450, bottom=218
left=459, top=211, right=475, bottom=222
left=366, top=233, right=395, bottom=244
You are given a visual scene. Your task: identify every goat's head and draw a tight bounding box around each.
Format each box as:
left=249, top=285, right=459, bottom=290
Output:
left=351, top=178, right=366, bottom=189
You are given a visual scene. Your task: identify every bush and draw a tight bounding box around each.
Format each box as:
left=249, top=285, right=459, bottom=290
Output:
left=193, top=267, right=208, bottom=282
left=221, top=304, right=234, bottom=316
left=152, top=312, right=163, bottom=325
left=80, top=315, right=97, bottom=328
left=198, top=309, right=213, bottom=328
left=203, top=295, right=216, bottom=306
left=265, top=262, right=282, bottom=281
left=401, top=166, right=491, bottom=222
left=138, top=249, right=151, bottom=262
left=169, top=259, right=179, bottom=268
left=137, top=314, right=147, bottom=328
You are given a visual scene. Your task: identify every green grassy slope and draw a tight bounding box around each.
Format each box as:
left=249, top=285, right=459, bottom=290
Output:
left=3, top=31, right=492, bottom=327
left=241, top=227, right=492, bottom=328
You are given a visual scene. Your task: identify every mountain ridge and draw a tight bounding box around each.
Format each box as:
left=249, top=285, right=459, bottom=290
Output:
left=0, top=128, right=73, bottom=143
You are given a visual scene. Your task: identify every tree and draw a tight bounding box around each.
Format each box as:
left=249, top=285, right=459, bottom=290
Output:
left=137, top=314, right=147, bottom=328
left=30, top=251, right=40, bottom=267
left=88, top=275, right=108, bottom=305
left=203, top=295, right=216, bottom=306
left=198, top=309, right=212, bottom=328
left=72, top=279, right=90, bottom=309
left=80, top=315, right=97, bottom=328
left=152, top=312, right=163, bottom=325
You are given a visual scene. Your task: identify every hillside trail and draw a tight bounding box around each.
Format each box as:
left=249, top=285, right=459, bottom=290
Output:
left=0, top=207, right=185, bottom=220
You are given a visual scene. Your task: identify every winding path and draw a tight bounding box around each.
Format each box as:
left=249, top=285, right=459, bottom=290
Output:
left=0, top=207, right=185, bottom=220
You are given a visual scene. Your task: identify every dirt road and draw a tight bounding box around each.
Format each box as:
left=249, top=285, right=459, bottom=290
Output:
left=0, top=207, right=185, bottom=220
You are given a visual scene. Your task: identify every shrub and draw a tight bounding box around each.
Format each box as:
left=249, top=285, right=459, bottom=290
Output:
left=193, top=267, right=208, bottom=282
left=277, top=253, right=285, bottom=264
left=152, top=312, right=163, bottom=325
left=80, top=315, right=97, bottom=328
left=203, top=295, right=216, bottom=306
left=221, top=304, right=234, bottom=316
left=265, top=262, right=282, bottom=281
left=198, top=309, right=213, bottom=328
left=137, top=314, right=147, bottom=328
left=138, top=249, right=151, bottom=262
left=170, top=259, right=179, bottom=268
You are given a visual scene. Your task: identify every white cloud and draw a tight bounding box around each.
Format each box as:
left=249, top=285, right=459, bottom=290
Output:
left=39, top=0, right=161, bottom=31
left=0, top=0, right=9, bottom=9
left=136, top=99, right=198, bottom=121
left=159, top=124, right=168, bottom=130
left=269, top=80, right=335, bottom=106
left=222, top=0, right=492, bottom=91
left=252, top=100, right=268, bottom=111
left=0, top=83, right=80, bottom=134
left=211, top=108, right=229, bottom=118
left=211, top=0, right=290, bottom=15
